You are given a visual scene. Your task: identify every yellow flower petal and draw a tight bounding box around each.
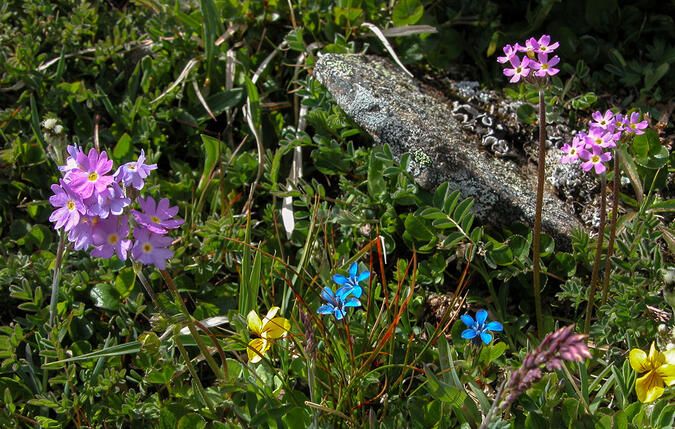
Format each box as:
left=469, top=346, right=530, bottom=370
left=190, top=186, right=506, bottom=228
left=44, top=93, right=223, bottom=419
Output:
left=663, top=349, right=675, bottom=365
left=629, top=348, right=651, bottom=373
left=264, top=306, right=280, bottom=321
left=247, top=310, right=262, bottom=336
left=655, top=363, right=675, bottom=387
left=247, top=338, right=269, bottom=363
left=635, top=371, right=665, bottom=403
left=263, top=316, right=290, bottom=340
left=649, top=342, right=666, bottom=367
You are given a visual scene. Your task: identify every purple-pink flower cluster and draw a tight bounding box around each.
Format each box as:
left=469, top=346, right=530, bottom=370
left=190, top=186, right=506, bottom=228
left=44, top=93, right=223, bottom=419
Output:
left=49, top=146, right=183, bottom=270
left=497, top=35, right=560, bottom=83
left=560, top=110, right=649, bottom=174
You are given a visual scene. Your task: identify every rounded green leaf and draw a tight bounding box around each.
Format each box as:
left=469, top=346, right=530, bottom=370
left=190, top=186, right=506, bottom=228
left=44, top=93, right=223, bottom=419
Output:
left=393, top=0, right=424, bottom=26
left=90, top=283, right=121, bottom=311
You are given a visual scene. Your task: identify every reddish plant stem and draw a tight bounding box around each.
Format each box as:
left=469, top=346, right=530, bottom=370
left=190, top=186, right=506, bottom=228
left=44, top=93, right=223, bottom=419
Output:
left=532, top=90, right=546, bottom=338
left=584, top=174, right=607, bottom=335
left=601, top=151, right=620, bottom=305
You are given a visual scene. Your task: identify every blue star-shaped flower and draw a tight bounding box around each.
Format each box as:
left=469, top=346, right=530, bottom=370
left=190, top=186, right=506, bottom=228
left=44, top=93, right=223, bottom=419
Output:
left=332, top=262, right=369, bottom=298
left=460, top=309, right=503, bottom=344
left=317, top=286, right=361, bottom=320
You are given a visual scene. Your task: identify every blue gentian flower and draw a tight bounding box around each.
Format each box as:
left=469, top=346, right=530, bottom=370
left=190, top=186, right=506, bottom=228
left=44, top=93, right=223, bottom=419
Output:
left=460, top=309, right=503, bottom=344
left=317, top=286, right=361, bottom=320
left=333, top=262, right=369, bottom=298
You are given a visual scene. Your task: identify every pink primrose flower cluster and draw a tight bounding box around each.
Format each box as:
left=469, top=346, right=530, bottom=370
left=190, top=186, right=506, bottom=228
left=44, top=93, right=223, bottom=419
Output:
left=49, top=146, right=183, bottom=269
left=497, top=35, right=560, bottom=83
left=560, top=110, right=648, bottom=174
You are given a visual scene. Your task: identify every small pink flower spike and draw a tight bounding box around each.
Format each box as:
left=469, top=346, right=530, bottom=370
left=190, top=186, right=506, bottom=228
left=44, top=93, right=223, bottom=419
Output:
left=503, top=56, right=531, bottom=83
left=580, top=145, right=612, bottom=175
left=625, top=111, right=649, bottom=135
left=533, top=53, right=560, bottom=77
left=497, top=44, right=517, bottom=64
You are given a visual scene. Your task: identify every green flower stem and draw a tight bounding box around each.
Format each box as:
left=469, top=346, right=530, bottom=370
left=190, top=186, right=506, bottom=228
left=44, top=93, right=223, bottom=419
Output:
left=160, top=270, right=226, bottom=381
left=478, top=378, right=507, bottom=429
left=133, top=261, right=160, bottom=305
left=561, top=362, right=591, bottom=414
left=584, top=174, right=607, bottom=335
left=173, top=325, right=217, bottom=415
left=307, top=357, right=318, bottom=428
left=532, top=90, right=546, bottom=338
left=49, top=231, right=68, bottom=327
left=601, top=151, right=621, bottom=306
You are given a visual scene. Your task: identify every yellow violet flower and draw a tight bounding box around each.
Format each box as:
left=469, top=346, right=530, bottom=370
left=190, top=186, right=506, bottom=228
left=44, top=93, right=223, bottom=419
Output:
left=246, top=307, right=290, bottom=363
left=628, top=342, right=675, bottom=403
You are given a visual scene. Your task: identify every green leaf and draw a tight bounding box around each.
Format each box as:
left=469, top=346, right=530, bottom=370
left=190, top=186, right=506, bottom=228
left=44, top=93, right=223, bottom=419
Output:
left=114, top=267, right=136, bottom=299
left=90, top=283, right=121, bottom=311
left=403, top=214, right=437, bottom=252
left=648, top=199, right=675, bottom=213
left=200, top=0, right=221, bottom=81
left=160, top=407, right=179, bottom=429
left=594, top=414, right=612, bottom=429
left=570, top=92, right=598, bottom=110
left=508, top=235, right=529, bottom=262
left=644, top=62, right=669, bottom=91
left=333, top=6, right=364, bottom=26
left=197, top=134, right=219, bottom=196
left=367, top=149, right=387, bottom=200
left=486, top=241, right=514, bottom=266
left=632, top=129, right=668, bottom=169
left=112, top=133, right=132, bottom=164
left=43, top=341, right=142, bottom=367
left=538, top=234, right=555, bottom=257
left=424, top=366, right=466, bottom=406
left=178, top=413, right=207, bottom=429
left=517, top=104, right=536, bottom=124
left=613, top=410, right=628, bottom=429
left=488, top=341, right=507, bottom=362
left=550, top=252, right=576, bottom=277
left=393, top=0, right=424, bottom=26
left=525, top=412, right=547, bottom=429
left=188, top=88, right=244, bottom=122
left=29, top=94, right=46, bottom=152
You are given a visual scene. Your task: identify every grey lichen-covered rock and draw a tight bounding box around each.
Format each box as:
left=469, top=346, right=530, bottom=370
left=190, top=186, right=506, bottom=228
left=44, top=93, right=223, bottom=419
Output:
left=313, top=53, right=583, bottom=243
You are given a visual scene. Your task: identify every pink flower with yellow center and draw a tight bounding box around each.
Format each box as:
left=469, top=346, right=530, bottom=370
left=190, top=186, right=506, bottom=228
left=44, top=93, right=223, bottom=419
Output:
left=68, top=148, right=114, bottom=199
left=131, top=196, right=184, bottom=234
left=532, top=53, right=560, bottom=77
left=131, top=227, right=174, bottom=269
left=49, top=179, right=86, bottom=231
left=591, top=110, right=615, bottom=130
left=503, top=56, right=531, bottom=83
left=534, top=34, right=559, bottom=54
left=625, top=111, right=649, bottom=135
left=91, top=215, right=131, bottom=260
left=560, top=133, right=586, bottom=164
left=579, top=145, right=612, bottom=174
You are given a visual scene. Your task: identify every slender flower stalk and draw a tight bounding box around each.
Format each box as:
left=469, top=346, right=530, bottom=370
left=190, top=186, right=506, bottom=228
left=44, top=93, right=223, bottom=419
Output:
left=601, top=150, right=621, bottom=305
left=173, top=325, right=217, bottom=415
left=49, top=231, right=68, bottom=327
left=532, top=90, right=546, bottom=338
left=160, top=270, right=226, bottom=381
left=497, top=35, right=561, bottom=338
left=584, top=174, right=607, bottom=334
